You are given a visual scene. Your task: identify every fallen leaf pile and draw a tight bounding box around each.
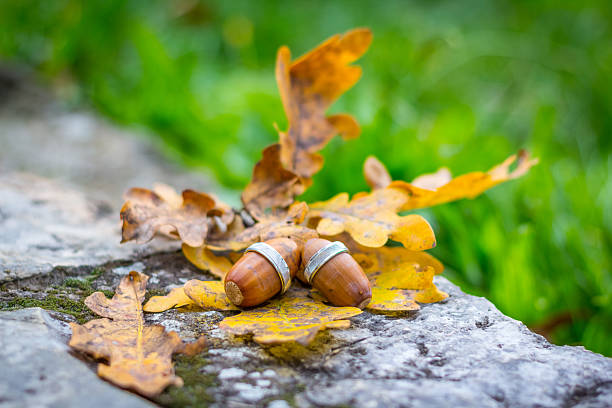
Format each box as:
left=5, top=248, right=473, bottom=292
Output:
left=71, top=27, right=537, bottom=398
left=69, top=271, right=206, bottom=397
left=120, top=26, right=536, bottom=322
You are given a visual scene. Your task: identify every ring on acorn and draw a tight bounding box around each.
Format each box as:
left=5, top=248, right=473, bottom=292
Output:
left=224, top=238, right=300, bottom=307
left=302, top=238, right=372, bottom=309
left=246, top=242, right=292, bottom=294
left=303, top=241, right=349, bottom=284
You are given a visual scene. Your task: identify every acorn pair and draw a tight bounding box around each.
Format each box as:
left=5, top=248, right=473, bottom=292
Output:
left=224, top=238, right=372, bottom=309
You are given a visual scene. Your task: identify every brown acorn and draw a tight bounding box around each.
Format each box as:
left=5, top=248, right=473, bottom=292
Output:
left=302, top=238, right=371, bottom=309
left=224, top=238, right=300, bottom=307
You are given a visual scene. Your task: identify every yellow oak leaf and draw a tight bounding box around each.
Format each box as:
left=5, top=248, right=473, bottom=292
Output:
left=69, top=271, right=206, bottom=397
left=320, top=234, right=447, bottom=312
left=322, top=320, right=352, bottom=329
left=143, top=287, right=195, bottom=313
left=181, top=244, right=233, bottom=279
left=219, top=289, right=362, bottom=345
left=351, top=245, right=444, bottom=285
left=365, top=150, right=538, bottom=211
left=367, top=286, right=448, bottom=312
left=307, top=189, right=436, bottom=249
left=353, top=244, right=448, bottom=311
left=183, top=280, right=239, bottom=310
left=276, top=28, right=371, bottom=186
left=368, top=287, right=420, bottom=311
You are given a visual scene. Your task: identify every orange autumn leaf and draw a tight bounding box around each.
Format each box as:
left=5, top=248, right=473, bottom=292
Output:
left=307, top=189, right=436, bottom=249
left=69, top=271, right=206, bottom=397
left=142, top=281, right=238, bottom=313
left=219, top=288, right=361, bottom=345
left=120, top=187, right=216, bottom=247
left=365, top=150, right=538, bottom=211
left=276, top=28, right=371, bottom=185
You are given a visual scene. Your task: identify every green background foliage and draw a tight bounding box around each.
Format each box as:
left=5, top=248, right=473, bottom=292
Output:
left=1, top=0, right=610, bottom=355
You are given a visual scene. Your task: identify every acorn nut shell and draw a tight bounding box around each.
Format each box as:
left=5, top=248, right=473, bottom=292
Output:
left=224, top=238, right=300, bottom=307
left=302, top=238, right=371, bottom=309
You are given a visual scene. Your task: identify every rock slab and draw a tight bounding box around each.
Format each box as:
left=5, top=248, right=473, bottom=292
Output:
left=150, top=276, right=612, bottom=408
left=0, top=307, right=154, bottom=408
left=0, top=172, right=180, bottom=283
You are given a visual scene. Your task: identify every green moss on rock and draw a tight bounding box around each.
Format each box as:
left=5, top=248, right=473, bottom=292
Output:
left=154, top=354, right=217, bottom=408
left=1, top=295, right=96, bottom=324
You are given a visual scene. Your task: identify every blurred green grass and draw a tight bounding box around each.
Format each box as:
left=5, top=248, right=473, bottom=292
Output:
left=1, top=0, right=610, bottom=355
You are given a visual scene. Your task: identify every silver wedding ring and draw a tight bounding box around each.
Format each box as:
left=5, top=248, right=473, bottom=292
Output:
left=245, top=242, right=291, bottom=294
left=303, top=241, right=349, bottom=284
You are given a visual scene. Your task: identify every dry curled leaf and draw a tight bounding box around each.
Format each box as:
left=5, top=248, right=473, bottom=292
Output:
left=181, top=244, right=233, bottom=278
left=219, top=288, right=362, bottom=345
left=143, top=287, right=195, bottom=313
left=69, top=271, right=206, bottom=397
left=206, top=202, right=318, bottom=251
left=120, top=187, right=216, bottom=247
left=363, top=156, right=392, bottom=190
left=307, top=189, right=436, bottom=249
left=241, top=144, right=302, bottom=220
left=183, top=280, right=239, bottom=310
left=410, top=167, right=452, bottom=191
left=366, top=150, right=538, bottom=211
left=276, top=28, right=371, bottom=185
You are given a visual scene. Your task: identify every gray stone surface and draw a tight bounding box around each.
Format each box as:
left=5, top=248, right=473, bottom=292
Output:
left=0, top=70, right=230, bottom=283
left=0, top=172, right=180, bottom=282
left=0, top=307, right=154, bottom=408
left=149, top=277, right=612, bottom=408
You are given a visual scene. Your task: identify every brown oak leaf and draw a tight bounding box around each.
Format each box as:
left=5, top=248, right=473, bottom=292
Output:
left=363, top=156, right=392, bottom=190
left=241, top=144, right=302, bottom=220
left=120, top=187, right=218, bottom=247
left=276, top=28, right=372, bottom=186
left=206, top=202, right=318, bottom=251
left=69, top=271, right=206, bottom=397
